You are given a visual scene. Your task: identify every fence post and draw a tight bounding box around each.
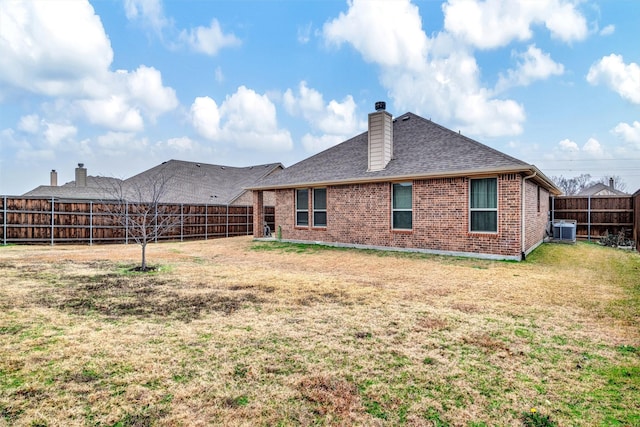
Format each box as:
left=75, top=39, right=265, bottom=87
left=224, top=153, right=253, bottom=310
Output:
left=587, top=196, right=591, bottom=241
left=2, top=196, right=6, bottom=246
left=181, top=203, right=184, bottom=242
left=246, top=206, right=250, bottom=235
left=89, top=201, right=93, bottom=246
left=50, top=197, right=55, bottom=246
left=154, top=205, right=158, bottom=243
left=226, top=205, right=229, bottom=238
left=125, top=202, right=129, bottom=244
left=205, top=204, right=208, bottom=240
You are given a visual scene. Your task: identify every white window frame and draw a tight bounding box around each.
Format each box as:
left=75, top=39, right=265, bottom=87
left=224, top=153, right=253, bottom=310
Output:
left=392, top=182, right=413, bottom=230
left=469, top=177, right=498, bottom=233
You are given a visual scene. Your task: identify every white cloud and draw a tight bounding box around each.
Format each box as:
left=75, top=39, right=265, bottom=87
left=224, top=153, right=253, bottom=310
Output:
left=442, top=0, right=588, bottom=49
left=612, top=121, right=640, bottom=148
left=165, top=137, right=196, bottom=151
left=284, top=81, right=364, bottom=153
left=17, top=114, right=41, bottom=134
left=124, top=0, right=240, bottom=57
left=179, top=19, right=241, bottom=56
left=582, top=137, right=605, bottom=157
left=558, top=138, right=579, bottom=152
left=96, top=131, right=148, bottom=156
left=44, top=122, right=77, bottom=146
left=322, top=0, right=526, bottom=137
left=496, top=45, right=564, bottom=92
left=599, top=24, right=615, bottom=36
left=587, top=54, right=640, bottom=104
left=190, top=96, right=221, bottom=141
left=0, top=0, right=112, bottom=97
left=284, top=81, right=363, bottom=135
left=0, top=0, right=178, bottom=135
left=124, top=66, right=179, bottom=119
left=323, top=0, right=428, bottom=70
left=124, top=0, right=169, bottom=36
left=219, top=86, right=293, bottom=151
left=554, top=137, right=608, bottom=159
left=190, top=86, right=293, bottom=152
left=77, top=97, right=144, bottom=132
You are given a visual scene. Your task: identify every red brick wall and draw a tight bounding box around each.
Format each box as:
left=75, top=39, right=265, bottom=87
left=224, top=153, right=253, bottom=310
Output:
left=273, top=174, right=531, bottom=258
left=524, top=180, right=549, bottom=253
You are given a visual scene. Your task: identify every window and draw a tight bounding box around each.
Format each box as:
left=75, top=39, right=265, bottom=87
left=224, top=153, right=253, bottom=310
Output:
left=470, top=178, right=497, bottom=232
left=313, top=188, right=327, bottom=227
left=295, top=189, right=309, bottom=226
left=392, top=182, right=412, bottom=230
left=537, top=186, right=541, bottom=212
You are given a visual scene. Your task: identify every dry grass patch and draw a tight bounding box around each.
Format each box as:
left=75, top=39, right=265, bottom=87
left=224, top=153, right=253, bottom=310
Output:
left=0, top=237, right=639, bottom=426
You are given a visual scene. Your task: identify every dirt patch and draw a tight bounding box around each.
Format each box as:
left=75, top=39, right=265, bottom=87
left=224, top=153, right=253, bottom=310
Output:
left=297, top=375, right=363, bottom=421
left=31, top=269, right=263, bottom=321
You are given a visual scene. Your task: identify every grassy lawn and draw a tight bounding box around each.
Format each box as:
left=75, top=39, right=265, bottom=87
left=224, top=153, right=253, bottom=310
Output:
left=0, top=237, right=638, bottom=426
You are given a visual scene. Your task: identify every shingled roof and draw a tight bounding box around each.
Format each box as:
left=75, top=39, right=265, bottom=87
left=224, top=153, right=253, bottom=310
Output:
left=250, top=112, right=559, bottom=193
left=23, top=161, right=283, bottom=203
left=23, top=176, right=123, bottom=200
left=124, top=160, right=283, bottom=204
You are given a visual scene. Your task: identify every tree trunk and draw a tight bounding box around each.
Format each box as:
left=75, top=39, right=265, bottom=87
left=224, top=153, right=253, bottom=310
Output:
left=141, top=242, right=147, bottom=271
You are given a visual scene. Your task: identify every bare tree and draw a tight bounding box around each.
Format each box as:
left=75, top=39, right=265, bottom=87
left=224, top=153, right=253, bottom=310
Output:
left=100, top=172, right=181, bottom=271
left=551, top=174, right=592, bottom=195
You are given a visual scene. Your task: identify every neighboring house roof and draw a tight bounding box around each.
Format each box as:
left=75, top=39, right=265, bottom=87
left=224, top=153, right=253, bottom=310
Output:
left=250, top=112, right=560, bottom=194
left=22, top=177, right=123, bottom=200
left=22, top=160, right=283, bottom=204
left=576, top=183, right=628, bottom=196
left=124, top=160, right=283, bottom=204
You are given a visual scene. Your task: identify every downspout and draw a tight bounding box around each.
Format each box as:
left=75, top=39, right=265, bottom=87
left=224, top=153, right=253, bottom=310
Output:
left=521, top=171, right=537, bottom=260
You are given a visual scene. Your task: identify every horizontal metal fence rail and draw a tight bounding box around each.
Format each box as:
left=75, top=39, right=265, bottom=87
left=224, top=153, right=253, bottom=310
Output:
left=1, top=196, right=275, bottom=245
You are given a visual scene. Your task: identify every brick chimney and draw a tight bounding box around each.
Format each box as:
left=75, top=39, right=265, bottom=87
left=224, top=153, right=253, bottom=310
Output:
left=50, top=170, right=58, bottom=187
left=75, top=163, right=87, bottom=187
left=368, top=101, right=393, bottom=172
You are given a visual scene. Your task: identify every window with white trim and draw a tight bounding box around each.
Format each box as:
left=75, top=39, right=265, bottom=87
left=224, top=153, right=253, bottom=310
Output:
left=470, top=178, right=497, bottom=232
left=313, top=188, right=327, bottom=227
left=295, top=189, right=309, bottom=226
left=392, top=182, right=412, bottom=230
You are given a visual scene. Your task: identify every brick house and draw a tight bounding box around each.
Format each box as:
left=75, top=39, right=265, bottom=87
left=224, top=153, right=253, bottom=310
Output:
left=250, top=103, right=560, bottom=260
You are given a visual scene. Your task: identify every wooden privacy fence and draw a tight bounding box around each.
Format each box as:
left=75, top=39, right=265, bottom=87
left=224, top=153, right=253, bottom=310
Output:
left=551, top=195, right=635, bottom=242
left=1, top=196, right=275, bottom=245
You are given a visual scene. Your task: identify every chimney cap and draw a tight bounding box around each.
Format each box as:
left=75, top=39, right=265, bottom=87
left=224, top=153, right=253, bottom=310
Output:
left=78, top=163, right=84, bottom=168
left=375, top=101, right=386, bottom=111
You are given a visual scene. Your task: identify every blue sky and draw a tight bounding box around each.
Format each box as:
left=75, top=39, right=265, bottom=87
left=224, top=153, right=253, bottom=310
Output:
left=1, top=0, right=639, bottom=195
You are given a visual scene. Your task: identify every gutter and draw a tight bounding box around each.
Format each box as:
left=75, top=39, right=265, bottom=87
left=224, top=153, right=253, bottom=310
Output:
left=247, top=165, right=561, bottom=194
left=521, top=171, right=537, bottom=260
